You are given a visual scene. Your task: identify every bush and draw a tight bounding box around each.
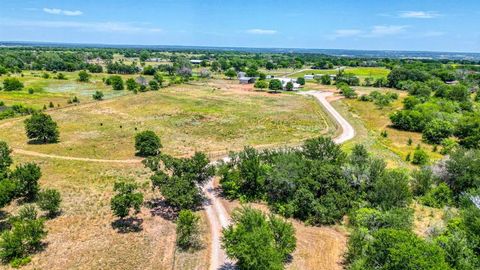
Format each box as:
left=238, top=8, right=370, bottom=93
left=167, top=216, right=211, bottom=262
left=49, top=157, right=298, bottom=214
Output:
left=135, top=131, right=162, bottom=157
left=10, top=163, right=41, bottom=201
left=92, top=91, right=104, bottom=100
left=176, top=210, right=200, bottom=250
left=222, top=207, right=296, bottom=270
left=77, top=70, right=90, bottom=82
left=422, top=119, right=454, bottom=144
left=2, top=78, right=23, bottom=91
left=351, top=207, right=413, bottom=231
left=421, top=183, right=453, bottom=208
left=37, top=189, right=62, bottom=216
left=110, top=181, right=143, bottom=219
left=296, top=77, right=305, bottom=85
left=0, top=141, right=12, bottom=174
left=269, top=79, right=283, bottom=91
left=412, top=149, right=429, bottom=165
left=254, top=80, right=268, bottom=89
left=371, top=170, right=412, bottom=210
left=0, top=206, right=46, bottom=264
left=24, top=113, right=59, bottom=143
left=411, top=167, right=435, bottom=196
left=148, top=80, right=159, bottom=90
left=107, top=75, right=124, bottom=90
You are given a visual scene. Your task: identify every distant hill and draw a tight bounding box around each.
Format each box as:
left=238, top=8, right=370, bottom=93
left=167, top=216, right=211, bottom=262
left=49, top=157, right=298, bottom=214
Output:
left=1, top=41, right=480, bottom=60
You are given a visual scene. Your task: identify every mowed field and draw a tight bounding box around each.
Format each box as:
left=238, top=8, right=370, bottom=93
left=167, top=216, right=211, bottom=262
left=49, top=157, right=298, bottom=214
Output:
left=289, top=67, right=390, bottom=79
left=0, top=80, right=333, bottom=160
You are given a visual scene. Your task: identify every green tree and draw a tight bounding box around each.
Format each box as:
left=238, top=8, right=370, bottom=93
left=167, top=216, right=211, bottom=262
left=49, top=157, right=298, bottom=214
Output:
left=320, top=74, right=331, bottom=85
left=24, top=113, right=59, bottom=143
left=37, top=189, right=62, bottom=217
left=153, top=72, right=164, bottom=86
left=371, top=170, right=412, bottom=210
left=222, top=207, right=296, bottom=270
left=92, top=91, right=104, bottom=100
left=77, top=70, right=90, bottom=82
left=135, top=130, right=162, bottom=157
left=108, top=75, right=124, bottom=90
left=0, top=141, right=12, bottom=176
left=110, top=181, right=143, bottom=219
left=10, top=163, right=41, bottom=201
left=421, top=183, right=452, bottom=208
left=2, top=78, right=24, bottom=91
left=176, top=210, right=200, bottom=250
left=269, top=79, right=283, bottom=92
left=445, top=148, right=480, bottom=195
left=224, top=69, right=237, bottom=79
left=285, top=81, right=294, bottom=91
left=296, top=77, right=305, bottom=85
left=412, top=149, right=429, bottom=165
left=422, top=119, right=454, bottom=144
left=125, top=78, right=138, bottom=91
left=254, top=80, right=268, bottom=90
left=148, top=80, right=159, bottom=90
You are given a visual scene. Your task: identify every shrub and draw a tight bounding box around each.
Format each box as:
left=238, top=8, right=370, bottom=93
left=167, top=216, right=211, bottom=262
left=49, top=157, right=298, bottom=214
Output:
left=222, top=207, right=296, bottom=270
left=135, top=131, right=162, bottom=157
left=176, top=210, right=200, bottom=250
left=55, top=73, right=66, bottom=80
left=422, top=119, right=454, bottom=144
left=421, top=183, right=453, bottom=208
left=108, top=75, right=124, bottom=90
left=24, top=113, right=59, bottom=143
left=10, top=163, right=41, bottom=201
left=412, top=149, right=429, bottom=165
left=371, top=170, right=412, bottom=210
left=110, top=181, right=143, bottom=219
left=148, top=80, right=159, bottom=90
left=269, top=79, right=283, bottom=91
left=37, top=189, right=62, bottom=216
left=2, top=78, right=24, bottom=91
left=254, top=80, right=268, bottom=89
left=92, top=91, right=104, bottom=100
left=296, top=77, right=305, bottom=85
left=77, top=70, right=90, bottom=82
left=411, top=167, right=435, bottom=196
left=0, top=141, right=12, bottom=174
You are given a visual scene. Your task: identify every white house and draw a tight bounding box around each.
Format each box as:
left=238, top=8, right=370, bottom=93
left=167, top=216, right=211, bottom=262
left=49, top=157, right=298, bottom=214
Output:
left=277, top=77, right=301, bottom=91
left=239, top=77, right=256, bottom=84
left=304, top=74, right=314, bottom=80
left=190, top=59, right=202, bottom=65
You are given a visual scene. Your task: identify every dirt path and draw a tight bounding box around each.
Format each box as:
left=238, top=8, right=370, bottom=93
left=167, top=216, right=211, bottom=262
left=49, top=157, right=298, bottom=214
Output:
left=205, top=91, right=355, bottom=269
left=12, top=149, right=142, bottom=164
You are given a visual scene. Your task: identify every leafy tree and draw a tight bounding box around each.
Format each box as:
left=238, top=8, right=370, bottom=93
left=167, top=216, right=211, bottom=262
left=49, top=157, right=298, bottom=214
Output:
left=422, top=119, right=454, bottom=144
left=2, top=78, right=23, bottom=91
left=56, top=73, right=66, bottom=80
left=108, top=75, right=124, bottom=90
left=445, top=148, right=480, bottom=195
left=412, top=149, right=429, bottom=165
left=10, top=163, right=41, bottom=201
left=0, top=206, right=46, bottom=264
left=285, top=81, right=294, bottom=91
left=269, top=79, right=283, bottom=92
left=338, top=83, right=357, bottom=98
left=254, top=80, right=268, bottom=90
left=302, top=137, right=345, bottom=164
left=37, top=189, right=62, bottom=217
left=92, top=91, right=104, bottom=100
left=320, top=74, right=331, bottom=85
left=125, top=78, right=138, bottom=91
left=134, top=130, right=162, bottom=157
left=176, top=210, right=200, bottom=250
left=77, top=70, right=90, bottom=82
left=411, top=167, right=435, bottom=196
left=371, top=170, right=412, bottom=210
left=0, top=141, right=12, bottom=176
left=224, top=69, right=237, bottom=79
left=153, top=72, right=164, bottom=85
left=110, top=181, right=143, bottom=219
left=364, top=229, right=449, bottom=270
left=222, top=207, right=296, bottom=270
left=421, top=183, right=452, bottom=208
left=455, top=112, right=480, bottom=149
left=296, top=77, right=305, bottom=85
left=24, top=113, right=59, bottom=143
left=350, top=207, right=413, bottom=231
left=149, top=80, right=159, bottom=90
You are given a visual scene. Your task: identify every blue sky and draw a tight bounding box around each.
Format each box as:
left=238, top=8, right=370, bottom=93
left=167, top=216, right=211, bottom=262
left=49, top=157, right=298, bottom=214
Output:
left=0, top=0, right=479, bottom=52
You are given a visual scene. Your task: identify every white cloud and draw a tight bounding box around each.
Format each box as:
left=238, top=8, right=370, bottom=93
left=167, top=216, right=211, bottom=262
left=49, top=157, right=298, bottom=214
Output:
left=0, top=19, right=162, bottom=33
left=43, top=8, right=83, bottom=16
left=330, top=25, right=407, bottom=39
left=246, top=29, right=277, bottom=35
left=369, top=25, right=408, bottom=36
left=399, top=11, right=439, bottom=19
left=423, top=31, right=445, bottom=37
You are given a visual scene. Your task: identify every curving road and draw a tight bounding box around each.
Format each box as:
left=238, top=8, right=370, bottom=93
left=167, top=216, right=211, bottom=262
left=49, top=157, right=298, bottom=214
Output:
left=205, top=90, right=355, bottom=270
left=6, top=90, right=354, bottom=270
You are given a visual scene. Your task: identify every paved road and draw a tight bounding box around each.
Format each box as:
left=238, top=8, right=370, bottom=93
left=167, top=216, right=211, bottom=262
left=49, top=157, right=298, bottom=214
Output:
left=205, top=90, right=355, bottom=269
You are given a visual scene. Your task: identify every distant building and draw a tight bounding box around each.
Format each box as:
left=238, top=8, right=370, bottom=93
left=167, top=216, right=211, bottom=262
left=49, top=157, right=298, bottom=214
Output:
left=277, top=77, right=301, bottom=91
left=237, top=71, right=246, bottom=78
left=146, top=58, right=164, bottom=62
left=190, top=59, right=202, bottom=65
left=239, top=77, right=256, bottom=84
left=266, top=75, right=274, bottom=79
left=135, top=76, right=148, bottom=86
left=304, top=74, right=314, bottom=80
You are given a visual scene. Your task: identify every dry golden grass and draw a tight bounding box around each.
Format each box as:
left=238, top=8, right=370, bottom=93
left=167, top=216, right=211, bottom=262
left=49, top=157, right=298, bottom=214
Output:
left=1, top=155, right=209, bottom=270
left=0, top=80, right=332, bottom=160
left=412, top=202, right=448, bottom=238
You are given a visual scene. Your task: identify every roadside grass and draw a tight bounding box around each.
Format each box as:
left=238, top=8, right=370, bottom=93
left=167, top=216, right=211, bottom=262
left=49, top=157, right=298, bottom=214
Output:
left=337, top=86, right=442, bottom=167
left=0, top=80, right=332, bottom=160
left=4, top=155, right=208, bottom=270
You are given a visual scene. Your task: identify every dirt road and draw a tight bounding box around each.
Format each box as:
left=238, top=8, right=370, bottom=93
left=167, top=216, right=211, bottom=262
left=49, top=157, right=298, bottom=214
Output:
left=205, top=91, right=355, bottom=269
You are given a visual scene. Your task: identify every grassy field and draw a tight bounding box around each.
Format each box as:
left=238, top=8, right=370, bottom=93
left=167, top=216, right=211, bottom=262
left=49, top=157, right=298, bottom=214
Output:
left=334, top=86, right=442, bottom=167
left=288, top=67, right=390, bottom=79
left=0, top=80, right=333, bottom=160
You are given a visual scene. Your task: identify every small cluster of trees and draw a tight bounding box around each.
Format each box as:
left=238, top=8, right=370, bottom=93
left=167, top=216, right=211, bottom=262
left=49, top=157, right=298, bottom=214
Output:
left=358, top=90, right=399, bottom=108
left=2, top=78, right=24, bottom=91
left=0, top=141, right=62, bottom=267
left=24, top=112, right=59, bottom=144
